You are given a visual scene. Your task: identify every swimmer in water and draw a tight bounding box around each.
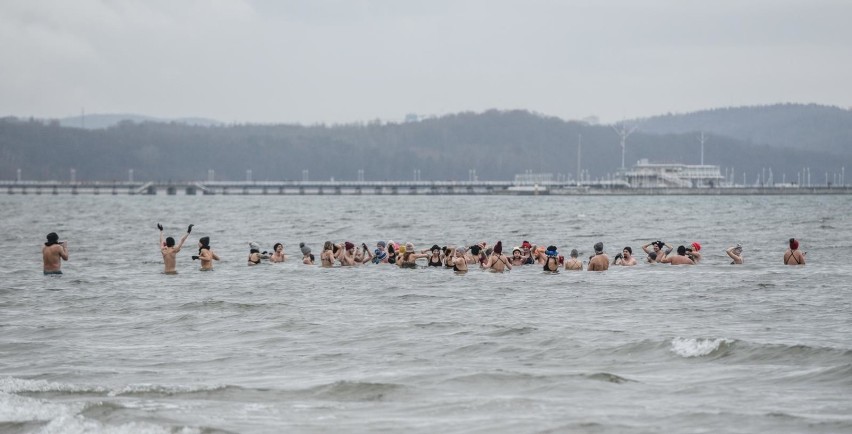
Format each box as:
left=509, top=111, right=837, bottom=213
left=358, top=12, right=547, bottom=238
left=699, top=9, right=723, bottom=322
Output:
left=587, top=242, right=609, bottom=271
left=269, top=243, right=287, bottom=263
left=320, top=241, right=336, bottom=267
left=355, top=243, right=373, bottom=264
left=564, top=249, right=583, bottom=270
left=158, top=223, right=191, bottom=274
left=662, top=245, right=695, bottom=265
left=338, top=242, right=358, bottom=266
left=509, top=246, right=527, bottom=266
left=423, top=244, right=444, bottom=267
left=371, top=241, right=390, bottom=264
left=686, top=242, right=702, bottom=263
left=642, top=240, right=672, bottom=263
left=726, top=244, right=743, bottom=264
left=194, top=235, right=220, bottom=270
left=542, top=246, right=560, bottom=273
left=43, top=232, right=69, bottom=275
left=451, top=246, right=468, bottom=272
left=482, top=241, right=512, bottom=272
left=299, top=242, right=314, bottom=264
left=397, top=242, right=425, bottom=269
left=613, top=246, right=637, bottom=266
left=784, top=238, right=806, bottom=265
left=247, top=242, right=265, bottom=266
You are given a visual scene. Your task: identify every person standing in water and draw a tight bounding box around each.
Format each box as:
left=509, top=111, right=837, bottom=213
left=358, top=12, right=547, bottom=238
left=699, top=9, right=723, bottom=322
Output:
left=482, top=241, right=512, bottom=272
left=726, top=244, right=744, bottom=264
left=158, top=223, right=192, bottom=274
left=587, top=242, right=609, bottom=271
left=564, top=249, right=583, bottom=270
left=42, top=232, right=69, bottom=275
left=784, top=238, right=806, bottom=265
left=193, top=235, right=220, bottom=270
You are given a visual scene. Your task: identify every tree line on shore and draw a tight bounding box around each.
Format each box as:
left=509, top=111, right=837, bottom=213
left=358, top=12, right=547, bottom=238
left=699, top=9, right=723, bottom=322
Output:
left=1, top=105, right=848, bottom=183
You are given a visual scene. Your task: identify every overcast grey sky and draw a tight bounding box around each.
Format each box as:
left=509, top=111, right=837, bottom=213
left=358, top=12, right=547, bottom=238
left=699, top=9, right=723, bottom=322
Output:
left=2, top=0, right=851, bottom=124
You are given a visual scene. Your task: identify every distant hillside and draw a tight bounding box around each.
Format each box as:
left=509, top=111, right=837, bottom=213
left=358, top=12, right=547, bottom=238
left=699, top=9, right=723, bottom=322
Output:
left=59, top=114, right=222, bottom=130
left=1, top=110, right=848, bottom=182
left=635, top=103, right=852, bottom=155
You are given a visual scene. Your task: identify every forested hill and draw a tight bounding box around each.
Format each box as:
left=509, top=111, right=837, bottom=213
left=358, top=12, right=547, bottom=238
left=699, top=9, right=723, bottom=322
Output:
left=635, top=104, right=852, bottom=155
left=0, top=109, right=848, bottom=182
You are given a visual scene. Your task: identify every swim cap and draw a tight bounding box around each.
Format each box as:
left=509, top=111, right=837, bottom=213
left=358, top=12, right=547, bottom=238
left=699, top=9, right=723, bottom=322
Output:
left=345, top=241, right=355, bottom=250
left=377, top=241, right=386, bottom=248
left=521, top=241, right=532, bottom=249
left=594, top=242, right=603, bottom=253
left=405, top=242, right=415, bottom=252
left=735, top=243, right=743, bottom=251
left=199, top=236, right=210, bottom=247
left=398, top=245, right=407, bottom=254
left=691, top=242, right=701, bottom=251
left=512, top=247, right=521, bottom=254
left=790, top=238, right=799, bottom=250
left=300, top=242, right=311, bottom=255
left=455, top=246, right=465, bottom=254
left=493, top=241, right=502, bottom=254
left=249, top=242, right=260, bottom=251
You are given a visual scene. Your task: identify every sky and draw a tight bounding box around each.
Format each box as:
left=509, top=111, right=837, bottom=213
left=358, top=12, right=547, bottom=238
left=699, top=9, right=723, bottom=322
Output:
left=2, top=0, right=851, bottom=125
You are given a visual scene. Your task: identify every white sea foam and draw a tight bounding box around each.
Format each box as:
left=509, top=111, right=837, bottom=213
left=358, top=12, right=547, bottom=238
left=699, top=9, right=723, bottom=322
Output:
left=0, top=377, right=104, bottom=394
left=670, top=337, right=733, bottom=358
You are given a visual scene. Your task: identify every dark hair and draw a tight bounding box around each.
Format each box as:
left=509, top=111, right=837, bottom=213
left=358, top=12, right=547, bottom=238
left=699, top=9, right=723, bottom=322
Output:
left=199, top=236, right=210, bottom=247
left=273, top=243, right=283, bottom=251
left=45, top=232, right=59, bottom=246
left=165, top=236, right=175, bottom=247
left=648, top=252, right=657, bottom=260
left=677, top=245, right=687, bottom=255
left=623, top=246, right=632, bottom=254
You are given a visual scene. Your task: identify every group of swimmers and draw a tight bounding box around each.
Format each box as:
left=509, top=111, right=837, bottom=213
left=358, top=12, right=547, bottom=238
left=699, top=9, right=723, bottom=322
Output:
left=39, top=225, right=806, bottom=275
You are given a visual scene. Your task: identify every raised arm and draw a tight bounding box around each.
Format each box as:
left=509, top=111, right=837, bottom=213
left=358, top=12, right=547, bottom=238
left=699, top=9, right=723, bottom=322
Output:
left=158, top=223, right=164, bottom=247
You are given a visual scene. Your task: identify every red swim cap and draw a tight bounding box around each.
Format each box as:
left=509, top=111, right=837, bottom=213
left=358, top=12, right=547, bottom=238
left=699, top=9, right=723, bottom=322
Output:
left=521, top=241, right=532, bottom=249
left=790, top=239, right=799, bottom=250
left=691, top=242, right=701, bottom=251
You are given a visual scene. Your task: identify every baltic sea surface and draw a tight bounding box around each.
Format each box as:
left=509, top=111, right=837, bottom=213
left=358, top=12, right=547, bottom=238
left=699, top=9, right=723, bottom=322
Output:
left=1, top=194, right=850, bottom=433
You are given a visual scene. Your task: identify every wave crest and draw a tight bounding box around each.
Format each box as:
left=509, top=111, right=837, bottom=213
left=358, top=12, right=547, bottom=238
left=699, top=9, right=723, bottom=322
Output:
left=670, top=337, right=734, bottom=358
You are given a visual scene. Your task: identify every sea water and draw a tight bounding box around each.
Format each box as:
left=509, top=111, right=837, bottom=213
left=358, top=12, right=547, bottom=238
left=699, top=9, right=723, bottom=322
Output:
left=1, top=194, right=850, bottom=433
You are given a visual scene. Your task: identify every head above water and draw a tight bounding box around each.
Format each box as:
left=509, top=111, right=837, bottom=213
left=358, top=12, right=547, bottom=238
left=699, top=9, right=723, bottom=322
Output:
left=789, top=238, right=799, bottom=250
left=165, top=236, right=175, bottom=247
left=345, top=241, right=355, bottom=251
left=493, top=241, right=502, bottom=255
left=570, top=249, right=579, bottom=258
left=300, top=242, right=311, bottom=256
left=377, top=241, right=387, bottom=249
left=199, top=236, right=210, bottom=247
left=623, top=246, right=632, bottom=255
left=45, top=232, right=59, bottom=246
left=594, top=242, right=604, bottom=253
left=677, top=245, right=687, bottom=256
left=470, top=245, right=481, bottom=255
left=274, top=243, right=283, bottom=251
left=324, top=241, right=333, bottom=251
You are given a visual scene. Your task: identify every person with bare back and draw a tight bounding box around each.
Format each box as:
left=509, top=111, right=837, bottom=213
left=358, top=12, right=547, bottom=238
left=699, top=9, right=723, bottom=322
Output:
left=158, top=223, right=192, bottom=274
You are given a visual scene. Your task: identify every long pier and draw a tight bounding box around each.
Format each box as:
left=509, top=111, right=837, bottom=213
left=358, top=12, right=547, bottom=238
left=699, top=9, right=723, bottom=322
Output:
left=0, top=180, right=849, bottom=195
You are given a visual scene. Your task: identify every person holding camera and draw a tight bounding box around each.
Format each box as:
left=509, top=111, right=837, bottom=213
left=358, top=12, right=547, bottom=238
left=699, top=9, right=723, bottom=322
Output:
left=613, top=246, right=637, bottom=266
left=158, top=223, right=192, bottom=274
left=43, top=232, right=69, bottom=275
